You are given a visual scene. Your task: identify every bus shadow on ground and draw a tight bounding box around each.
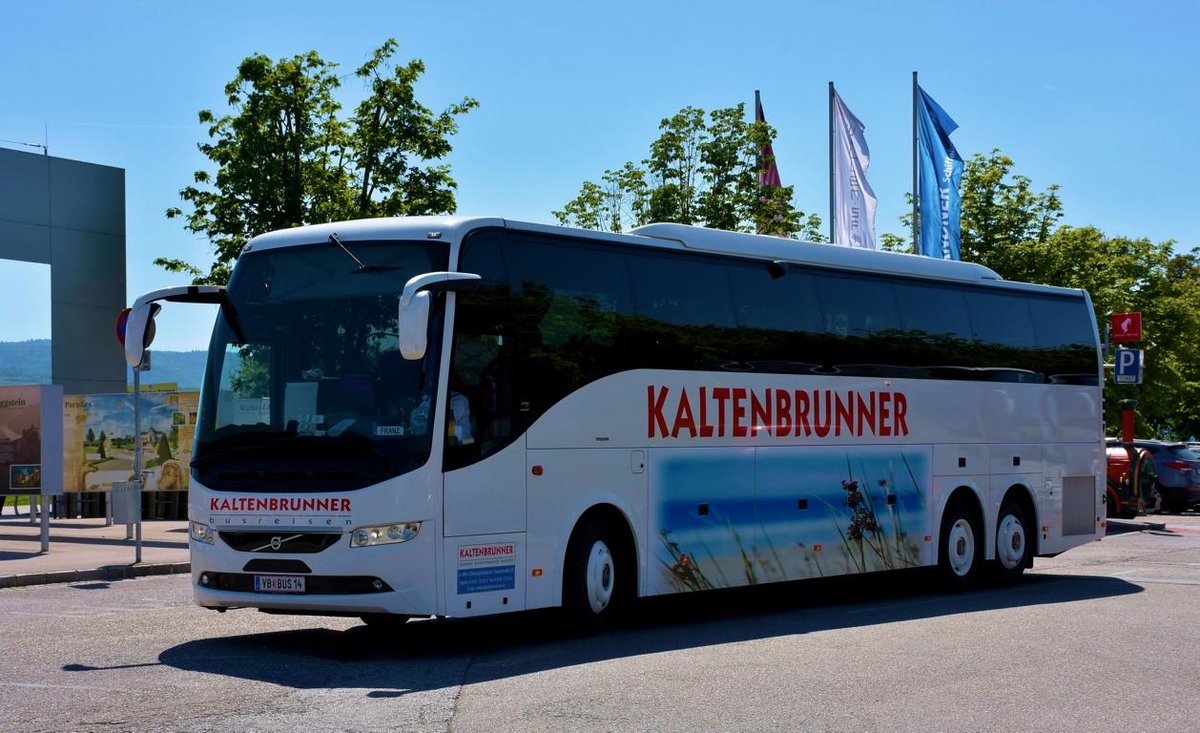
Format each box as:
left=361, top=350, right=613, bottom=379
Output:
left=151, top=571, right=1140, bottom=696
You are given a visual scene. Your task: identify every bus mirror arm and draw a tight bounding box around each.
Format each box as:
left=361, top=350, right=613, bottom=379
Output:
left=125, top=285, right=227, bottom=368
left=398, top=272, right=482, bottom=361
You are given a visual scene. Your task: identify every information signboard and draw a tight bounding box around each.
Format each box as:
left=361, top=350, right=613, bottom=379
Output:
left=0, top=385, right=64, bottom=496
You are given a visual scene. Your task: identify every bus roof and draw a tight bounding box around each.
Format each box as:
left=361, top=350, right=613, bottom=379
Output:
left=626, top=222, right=1003, bottom=285
left=243, top=216, right=1087, bottom=297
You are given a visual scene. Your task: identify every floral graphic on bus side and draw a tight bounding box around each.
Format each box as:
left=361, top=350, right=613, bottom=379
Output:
left=651, top=446, right=929, bottom=593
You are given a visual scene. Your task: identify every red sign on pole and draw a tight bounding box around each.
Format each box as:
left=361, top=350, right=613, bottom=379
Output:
left=1111, top=312, right=1142, bottom=342
left=115, top=307, right=132, bottom=346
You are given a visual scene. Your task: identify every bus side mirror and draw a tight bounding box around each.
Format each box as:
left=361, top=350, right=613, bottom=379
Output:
left=125, top=302, right=161, bottom=368
left=122, top=285, right=226, bottom=368
left=399, top=291, right=432, bottom=360
left=398, top=272, right=482, bottom=360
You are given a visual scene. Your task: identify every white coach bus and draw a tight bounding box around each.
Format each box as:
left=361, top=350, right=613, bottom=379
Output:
left=126, top=217, right=1104, bottom=628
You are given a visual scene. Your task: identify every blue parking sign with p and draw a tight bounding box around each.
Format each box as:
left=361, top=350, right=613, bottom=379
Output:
left=1114, top=348, right=1143, bottom=385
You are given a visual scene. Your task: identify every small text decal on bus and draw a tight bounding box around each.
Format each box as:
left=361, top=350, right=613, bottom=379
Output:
left=457, top=543, right=517, bottom=594
left=647, top=386, right=909, bottom=440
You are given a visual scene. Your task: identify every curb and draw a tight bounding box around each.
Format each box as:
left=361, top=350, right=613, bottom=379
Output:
left=0, top=562, right=191, bottom=589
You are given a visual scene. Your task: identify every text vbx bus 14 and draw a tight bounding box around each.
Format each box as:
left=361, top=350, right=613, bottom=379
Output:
left=126, top=216, right=1105, bottom=628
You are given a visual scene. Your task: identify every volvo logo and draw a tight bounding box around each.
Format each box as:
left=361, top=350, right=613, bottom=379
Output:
left=249, top=533, right=304, bottom=553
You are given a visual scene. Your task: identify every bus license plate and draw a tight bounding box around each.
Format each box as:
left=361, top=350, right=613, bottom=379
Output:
left=253, top=575, right=306, bottom=594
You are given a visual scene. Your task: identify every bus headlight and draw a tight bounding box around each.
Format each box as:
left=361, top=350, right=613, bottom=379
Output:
left=350, top=522, right=421, bottom=548
left=190, top=521, right=215, bottom=545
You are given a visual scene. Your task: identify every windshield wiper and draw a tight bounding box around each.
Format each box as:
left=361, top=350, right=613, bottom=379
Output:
left=329, top=233, right=398, bottom=274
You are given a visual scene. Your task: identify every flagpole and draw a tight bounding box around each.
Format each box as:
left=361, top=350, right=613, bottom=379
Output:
left=828, top=81, right=835, bottom=244
left=912, top=71, right=919, bottom=254
left=754, top=89, right=762, bottom=234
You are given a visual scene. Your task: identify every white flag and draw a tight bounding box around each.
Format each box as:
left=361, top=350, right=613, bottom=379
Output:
left=832, top=90, right=878, bottom=249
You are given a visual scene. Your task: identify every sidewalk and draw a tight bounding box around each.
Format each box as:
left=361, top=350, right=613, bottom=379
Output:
left=0, top=511, right=190, bottom=589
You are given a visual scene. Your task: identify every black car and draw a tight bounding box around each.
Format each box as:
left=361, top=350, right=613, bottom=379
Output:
left=1106, top=439, right=1200, bottom=513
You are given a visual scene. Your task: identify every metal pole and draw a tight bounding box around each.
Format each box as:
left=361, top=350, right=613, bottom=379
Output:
left=39, top=495, right=50, bottom=553
left=912, top=71, right=920, bottom=254
left=133, top=364, right=143, bottom=564
left=828, top=81, right=835, bottom=244
left=754, top=89, right=762, bottom=235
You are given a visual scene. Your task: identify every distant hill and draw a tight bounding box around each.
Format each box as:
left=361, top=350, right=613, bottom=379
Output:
left=0, top=339, right=207, bottom=391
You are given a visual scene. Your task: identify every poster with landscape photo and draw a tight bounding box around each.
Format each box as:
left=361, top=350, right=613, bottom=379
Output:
left=63, top=390, right=197, bottom=492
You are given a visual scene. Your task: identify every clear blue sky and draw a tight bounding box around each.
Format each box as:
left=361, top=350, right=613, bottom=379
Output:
left=2, top=0, right=1197, bottom=350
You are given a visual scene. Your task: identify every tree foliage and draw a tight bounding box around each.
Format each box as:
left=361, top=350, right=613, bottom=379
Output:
left=554, top=104, right=822, bottom=240
left=160, top=39, right=478, bottom=285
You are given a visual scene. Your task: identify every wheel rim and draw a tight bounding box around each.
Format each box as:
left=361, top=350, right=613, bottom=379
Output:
left=996, top=512, right=1026, bottom=570
left=946, top=518, right=976, bottom=577
left=585, top=540, right=614, bottom=614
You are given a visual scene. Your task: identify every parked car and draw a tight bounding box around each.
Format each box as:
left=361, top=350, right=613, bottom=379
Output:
left=1106, top=439, right=1200, bottom=513
left=1104, top=446, right=1157, bottom=518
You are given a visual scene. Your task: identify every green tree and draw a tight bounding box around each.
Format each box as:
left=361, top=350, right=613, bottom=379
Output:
left=156, top=434, right=173, bottom=464
left=159, top=39, right=478, bottom=285
left=958, top=149, right=1063, bottom=275
left=86, top=427, right=95, bottom=444
left=97, top=430, right=107, bottom=460
left=555, top=103, right=822, bottom=239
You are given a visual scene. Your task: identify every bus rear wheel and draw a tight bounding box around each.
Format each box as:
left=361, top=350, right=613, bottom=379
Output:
left=564, top=517, right=629, bottom=632
left=993, top=498, right=1032, bottom=581
left=938, top=499, right=982, bottom=589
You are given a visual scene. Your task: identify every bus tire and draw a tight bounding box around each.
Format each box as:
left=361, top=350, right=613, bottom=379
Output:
left=938, top=497, right=982, bottom=589
left=563, top=516, right=629, bottom=633
left=993, top=497, right=1032, bottom=582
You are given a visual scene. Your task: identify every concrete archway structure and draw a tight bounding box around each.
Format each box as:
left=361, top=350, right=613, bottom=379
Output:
left=0, top=146, right=126, bottom=394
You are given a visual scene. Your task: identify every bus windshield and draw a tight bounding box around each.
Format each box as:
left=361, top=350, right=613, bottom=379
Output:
left=194, top=239, right=449, bottom=491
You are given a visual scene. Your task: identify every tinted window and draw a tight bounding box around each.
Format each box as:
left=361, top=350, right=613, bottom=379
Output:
left=727, top=263, right=821, bottom=333
left=814, top=272, right=901, bottom=338
left=195, top=240, right=449, bottom=491
left=967, top=291, right=1036, bottom=349
left=450, top=229, right=1099, bottom=469
left=451, top=231, right=636, bottom=469
left=1030, top=295, right=1099, bottom=383
left=630, top=252, right=735, bottom=328
left=726, top=263, right=824, bottom=373
left=893, top=281, right=974, bottom=376
left=894, top=282, right=972, bottom=342
left=810, top=272, right=903, bottom=375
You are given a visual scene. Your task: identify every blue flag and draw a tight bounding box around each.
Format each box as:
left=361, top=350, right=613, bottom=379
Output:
left=917, top=87, right=963, bottom=259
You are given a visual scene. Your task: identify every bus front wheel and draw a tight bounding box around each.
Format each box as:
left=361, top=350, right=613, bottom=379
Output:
left=938, top=499, right=982, bottom=589
left=564, top=517, right=629, bottom=632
